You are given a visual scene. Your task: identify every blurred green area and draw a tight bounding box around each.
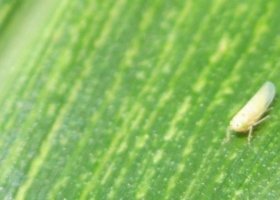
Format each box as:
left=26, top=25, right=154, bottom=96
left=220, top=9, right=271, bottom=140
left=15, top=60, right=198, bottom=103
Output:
left=0, top=0, right=280, bottom=199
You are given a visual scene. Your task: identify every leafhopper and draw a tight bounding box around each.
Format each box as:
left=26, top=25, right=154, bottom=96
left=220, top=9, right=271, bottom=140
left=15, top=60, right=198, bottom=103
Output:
left=224, top=81, right=276, bottom=144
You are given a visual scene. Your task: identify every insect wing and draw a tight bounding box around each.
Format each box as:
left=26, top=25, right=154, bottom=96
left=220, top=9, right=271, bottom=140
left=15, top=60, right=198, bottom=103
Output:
left=239, top=81, right=275, bottom=119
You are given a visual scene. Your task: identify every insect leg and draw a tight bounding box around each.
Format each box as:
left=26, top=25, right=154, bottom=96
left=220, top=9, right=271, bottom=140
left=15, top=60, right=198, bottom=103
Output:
left=253, top=115, right=270, bottom=126
left=248, top=126, right=253, bottom=145
left=223, top=127, right=231, bottom=144
left=265, top=107, right=273, bottom=113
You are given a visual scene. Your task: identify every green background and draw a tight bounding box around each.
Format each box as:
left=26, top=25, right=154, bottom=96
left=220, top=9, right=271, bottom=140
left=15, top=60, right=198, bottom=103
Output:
left=0, top=0, right=280, bottom=199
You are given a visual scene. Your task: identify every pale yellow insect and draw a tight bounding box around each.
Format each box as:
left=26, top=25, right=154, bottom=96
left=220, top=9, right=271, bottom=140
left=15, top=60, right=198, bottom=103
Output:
left=224, top=81, right=276, bottom=144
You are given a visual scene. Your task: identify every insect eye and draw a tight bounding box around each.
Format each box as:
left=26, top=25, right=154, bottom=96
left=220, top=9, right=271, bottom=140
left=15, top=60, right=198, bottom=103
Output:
left=235, top=123, right=240, bottom=127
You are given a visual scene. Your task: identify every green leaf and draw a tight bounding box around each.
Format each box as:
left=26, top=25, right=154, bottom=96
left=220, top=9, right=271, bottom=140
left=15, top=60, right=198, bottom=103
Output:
left=0, top=0, right=280, bottom=199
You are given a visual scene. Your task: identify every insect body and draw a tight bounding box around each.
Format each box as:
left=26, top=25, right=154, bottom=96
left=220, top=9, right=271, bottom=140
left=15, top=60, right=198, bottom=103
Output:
left=225, top=81, right=276, bottom=144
